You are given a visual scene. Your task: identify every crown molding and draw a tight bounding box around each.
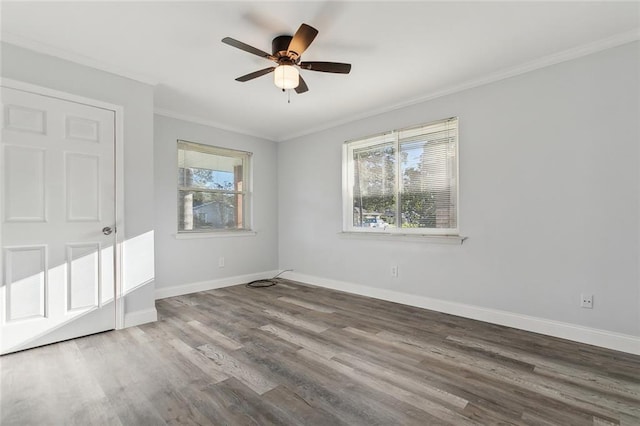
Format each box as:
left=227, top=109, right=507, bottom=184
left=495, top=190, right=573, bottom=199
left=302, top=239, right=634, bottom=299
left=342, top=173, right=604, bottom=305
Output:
left=1, top=31, right=159, bottom=86
left=4, top=26, right=637, bottom=142
left=154, top=108, right=277, bottom=142
left=279, top=28, right=640, bottom=142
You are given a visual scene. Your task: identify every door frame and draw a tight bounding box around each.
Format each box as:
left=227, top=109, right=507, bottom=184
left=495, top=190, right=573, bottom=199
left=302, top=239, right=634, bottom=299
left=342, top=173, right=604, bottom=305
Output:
left=1, top=78, right=126, bottom=330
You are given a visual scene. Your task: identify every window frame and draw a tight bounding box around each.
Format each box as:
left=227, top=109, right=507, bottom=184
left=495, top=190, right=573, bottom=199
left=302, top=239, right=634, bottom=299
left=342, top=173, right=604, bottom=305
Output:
left=342, top=117, right=459, bottom=236
left=177, top=140, right=253, bottom=234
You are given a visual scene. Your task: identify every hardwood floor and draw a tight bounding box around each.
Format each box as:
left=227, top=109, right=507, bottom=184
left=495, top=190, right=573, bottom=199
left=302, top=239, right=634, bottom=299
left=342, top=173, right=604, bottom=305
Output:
left=2, top=279, right=639, bottom=425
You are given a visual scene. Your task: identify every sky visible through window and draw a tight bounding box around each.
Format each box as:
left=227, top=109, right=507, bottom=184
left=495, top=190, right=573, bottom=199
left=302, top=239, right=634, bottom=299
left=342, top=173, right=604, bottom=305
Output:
left=187, top=168, right=235, bottom=190
left=210, top=170, right=233, bottom=189
left=404, top=146, right=422, bottom=169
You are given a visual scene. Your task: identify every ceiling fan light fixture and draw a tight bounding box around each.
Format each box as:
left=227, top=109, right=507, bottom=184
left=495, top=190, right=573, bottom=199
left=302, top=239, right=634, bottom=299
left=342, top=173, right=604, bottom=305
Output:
left=273, top=65, right=299, bottom=89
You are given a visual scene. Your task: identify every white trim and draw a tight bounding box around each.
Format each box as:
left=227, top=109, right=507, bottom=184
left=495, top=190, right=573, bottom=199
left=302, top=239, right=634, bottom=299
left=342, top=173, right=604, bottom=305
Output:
left=283, top=272, right=640, bottom=356
left=154, top=109, right=274, bottom=142
left=2, top=78, right=123, bottom=113
left=175, top=231, right=257, bottom=239
left=155, top=270, right=280, bottom=300
left=0, top=78, right=127, bottom=330
left=279, top=29, right=640, bottom=143
left=5, top=28, right=637, bottom=143
left=123, top=307, right=158, bottom=328
left=338, top=232, right=466, bottom=245
left=2, top=33, right=159, bottom=86
left=114, top=102, right=126, bottom=330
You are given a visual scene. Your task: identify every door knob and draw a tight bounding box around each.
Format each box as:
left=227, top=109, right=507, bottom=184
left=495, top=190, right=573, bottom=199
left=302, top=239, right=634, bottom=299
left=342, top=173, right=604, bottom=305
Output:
left=102, top=226, right=113, bottom=235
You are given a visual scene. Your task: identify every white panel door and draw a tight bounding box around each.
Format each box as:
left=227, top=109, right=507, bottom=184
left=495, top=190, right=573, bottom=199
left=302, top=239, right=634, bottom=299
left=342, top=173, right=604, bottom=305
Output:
left=1, top=87, right=116, bottom=354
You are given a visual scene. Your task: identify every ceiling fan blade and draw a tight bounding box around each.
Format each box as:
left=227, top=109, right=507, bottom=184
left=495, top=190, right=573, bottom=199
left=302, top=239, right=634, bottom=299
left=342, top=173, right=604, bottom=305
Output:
left=295, top=75, right=309, bottom=94
left=235, top=67, right=275, bottom=82
left=299, top=62, right=351, bottom=74
left=287, top=23, right=319, bottom=59
left=222, top=37, right=273, bottom=60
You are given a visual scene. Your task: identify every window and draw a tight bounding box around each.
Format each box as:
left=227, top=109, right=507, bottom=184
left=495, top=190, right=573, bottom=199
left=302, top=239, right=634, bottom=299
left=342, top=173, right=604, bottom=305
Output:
left=343, top=117, right=458, bottom=235
left=178, top=140, right=251, bottom=233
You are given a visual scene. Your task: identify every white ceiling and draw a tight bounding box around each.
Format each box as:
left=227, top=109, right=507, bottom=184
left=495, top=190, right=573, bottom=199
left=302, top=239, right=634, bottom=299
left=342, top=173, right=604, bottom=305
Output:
left=2, top=1, right=639, bottom=141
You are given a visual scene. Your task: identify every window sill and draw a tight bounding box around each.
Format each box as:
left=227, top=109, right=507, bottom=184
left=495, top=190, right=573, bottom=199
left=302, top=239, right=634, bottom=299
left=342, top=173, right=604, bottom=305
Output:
left=175, top=230, right=257, bottom=239
left=338, top=232, right=466, bottom=245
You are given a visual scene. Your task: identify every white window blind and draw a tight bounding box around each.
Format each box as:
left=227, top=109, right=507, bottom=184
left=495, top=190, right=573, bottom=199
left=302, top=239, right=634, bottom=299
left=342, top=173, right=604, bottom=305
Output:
left=177, top=140, right=252, bottom=233
left=343, top=117, right=458, bottom=235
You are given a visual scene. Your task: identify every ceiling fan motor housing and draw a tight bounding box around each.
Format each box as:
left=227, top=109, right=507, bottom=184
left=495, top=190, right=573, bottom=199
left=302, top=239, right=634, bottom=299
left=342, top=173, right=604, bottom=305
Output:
left=272, top=35, right=294, bottom=60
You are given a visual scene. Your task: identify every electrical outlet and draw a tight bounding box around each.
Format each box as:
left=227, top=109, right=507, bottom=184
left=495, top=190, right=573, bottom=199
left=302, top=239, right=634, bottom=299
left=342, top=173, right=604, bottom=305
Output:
left=391, top=265, right=398, bottom=277
left=218, top=257, right=225, bottom=268
left=580, top=294, right=593, bottom=309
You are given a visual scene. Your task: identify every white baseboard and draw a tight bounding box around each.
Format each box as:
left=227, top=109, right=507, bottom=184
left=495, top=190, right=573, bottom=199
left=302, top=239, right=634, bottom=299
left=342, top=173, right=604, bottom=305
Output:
left=123, top=307, right=158, bottom=328
left=283, top=272, right=640, bottom=356
left=155, top=270, right=280, bottom=300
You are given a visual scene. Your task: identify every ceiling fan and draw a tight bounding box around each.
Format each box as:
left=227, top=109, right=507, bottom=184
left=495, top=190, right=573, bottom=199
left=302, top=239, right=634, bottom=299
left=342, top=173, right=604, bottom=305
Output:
left=222, top=23, right=351, bottom=94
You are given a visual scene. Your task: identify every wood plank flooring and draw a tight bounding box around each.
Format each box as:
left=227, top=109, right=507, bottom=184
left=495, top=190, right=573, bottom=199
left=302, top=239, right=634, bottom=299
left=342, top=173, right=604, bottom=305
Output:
left=2, top=279, right=639, bottom=425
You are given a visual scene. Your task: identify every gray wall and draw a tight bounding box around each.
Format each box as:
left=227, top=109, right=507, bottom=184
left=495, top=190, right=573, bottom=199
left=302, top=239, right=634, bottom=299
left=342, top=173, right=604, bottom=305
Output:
left=5, top=39, right=637, bottom=346
left=278, top=42, right=640, bottom=337
left=2, top=42, right=156, bottom=316
left=154, top=115, right=278, bottom=292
